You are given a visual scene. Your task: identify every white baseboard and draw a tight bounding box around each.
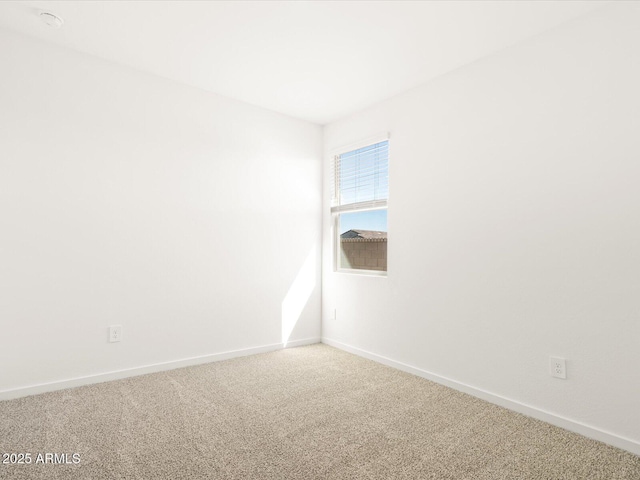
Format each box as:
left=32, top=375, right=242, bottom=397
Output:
left=283, top=337, right=321, bottom=348
left=321, top=337, right=640, bottom=457
left=0, top=337, right=320, bottom=401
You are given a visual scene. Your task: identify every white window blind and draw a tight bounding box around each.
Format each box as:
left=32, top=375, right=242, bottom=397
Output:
left=331, top=140, right=389, bottom=213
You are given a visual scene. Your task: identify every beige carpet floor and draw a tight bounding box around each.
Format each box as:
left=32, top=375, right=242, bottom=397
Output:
left=1, top=344, right=638, bottom=479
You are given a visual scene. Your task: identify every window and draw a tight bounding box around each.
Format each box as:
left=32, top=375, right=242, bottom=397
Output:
left=332, top=139, right=388, bottom=274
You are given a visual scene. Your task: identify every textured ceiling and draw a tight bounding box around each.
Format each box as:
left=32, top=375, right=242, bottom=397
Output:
left=0, top=1, right=609, bottom=124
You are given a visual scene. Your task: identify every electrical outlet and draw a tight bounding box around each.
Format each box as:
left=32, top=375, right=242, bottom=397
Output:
left=109, top=325, right=122, bottom=343
left=549, top=356, right=566, bottom=379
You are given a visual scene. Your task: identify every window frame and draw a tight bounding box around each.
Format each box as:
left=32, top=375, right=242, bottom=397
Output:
left=331, top=134, right=389, bottom=277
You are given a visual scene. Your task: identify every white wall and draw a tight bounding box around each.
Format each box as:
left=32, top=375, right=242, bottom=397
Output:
left=0, top=29, right=322, bottom=395
left=323, top=4, right=640, bottom=453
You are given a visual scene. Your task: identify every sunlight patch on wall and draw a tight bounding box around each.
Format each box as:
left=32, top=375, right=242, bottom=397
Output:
left=281, top=246, right=316, bottom=347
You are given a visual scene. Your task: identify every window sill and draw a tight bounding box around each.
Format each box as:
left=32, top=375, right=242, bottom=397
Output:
left=335, top=268, right=387, bottom=278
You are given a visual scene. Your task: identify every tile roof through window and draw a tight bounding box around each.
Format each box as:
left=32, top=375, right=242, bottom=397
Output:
left=340, top=230, right=387, bottom=242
